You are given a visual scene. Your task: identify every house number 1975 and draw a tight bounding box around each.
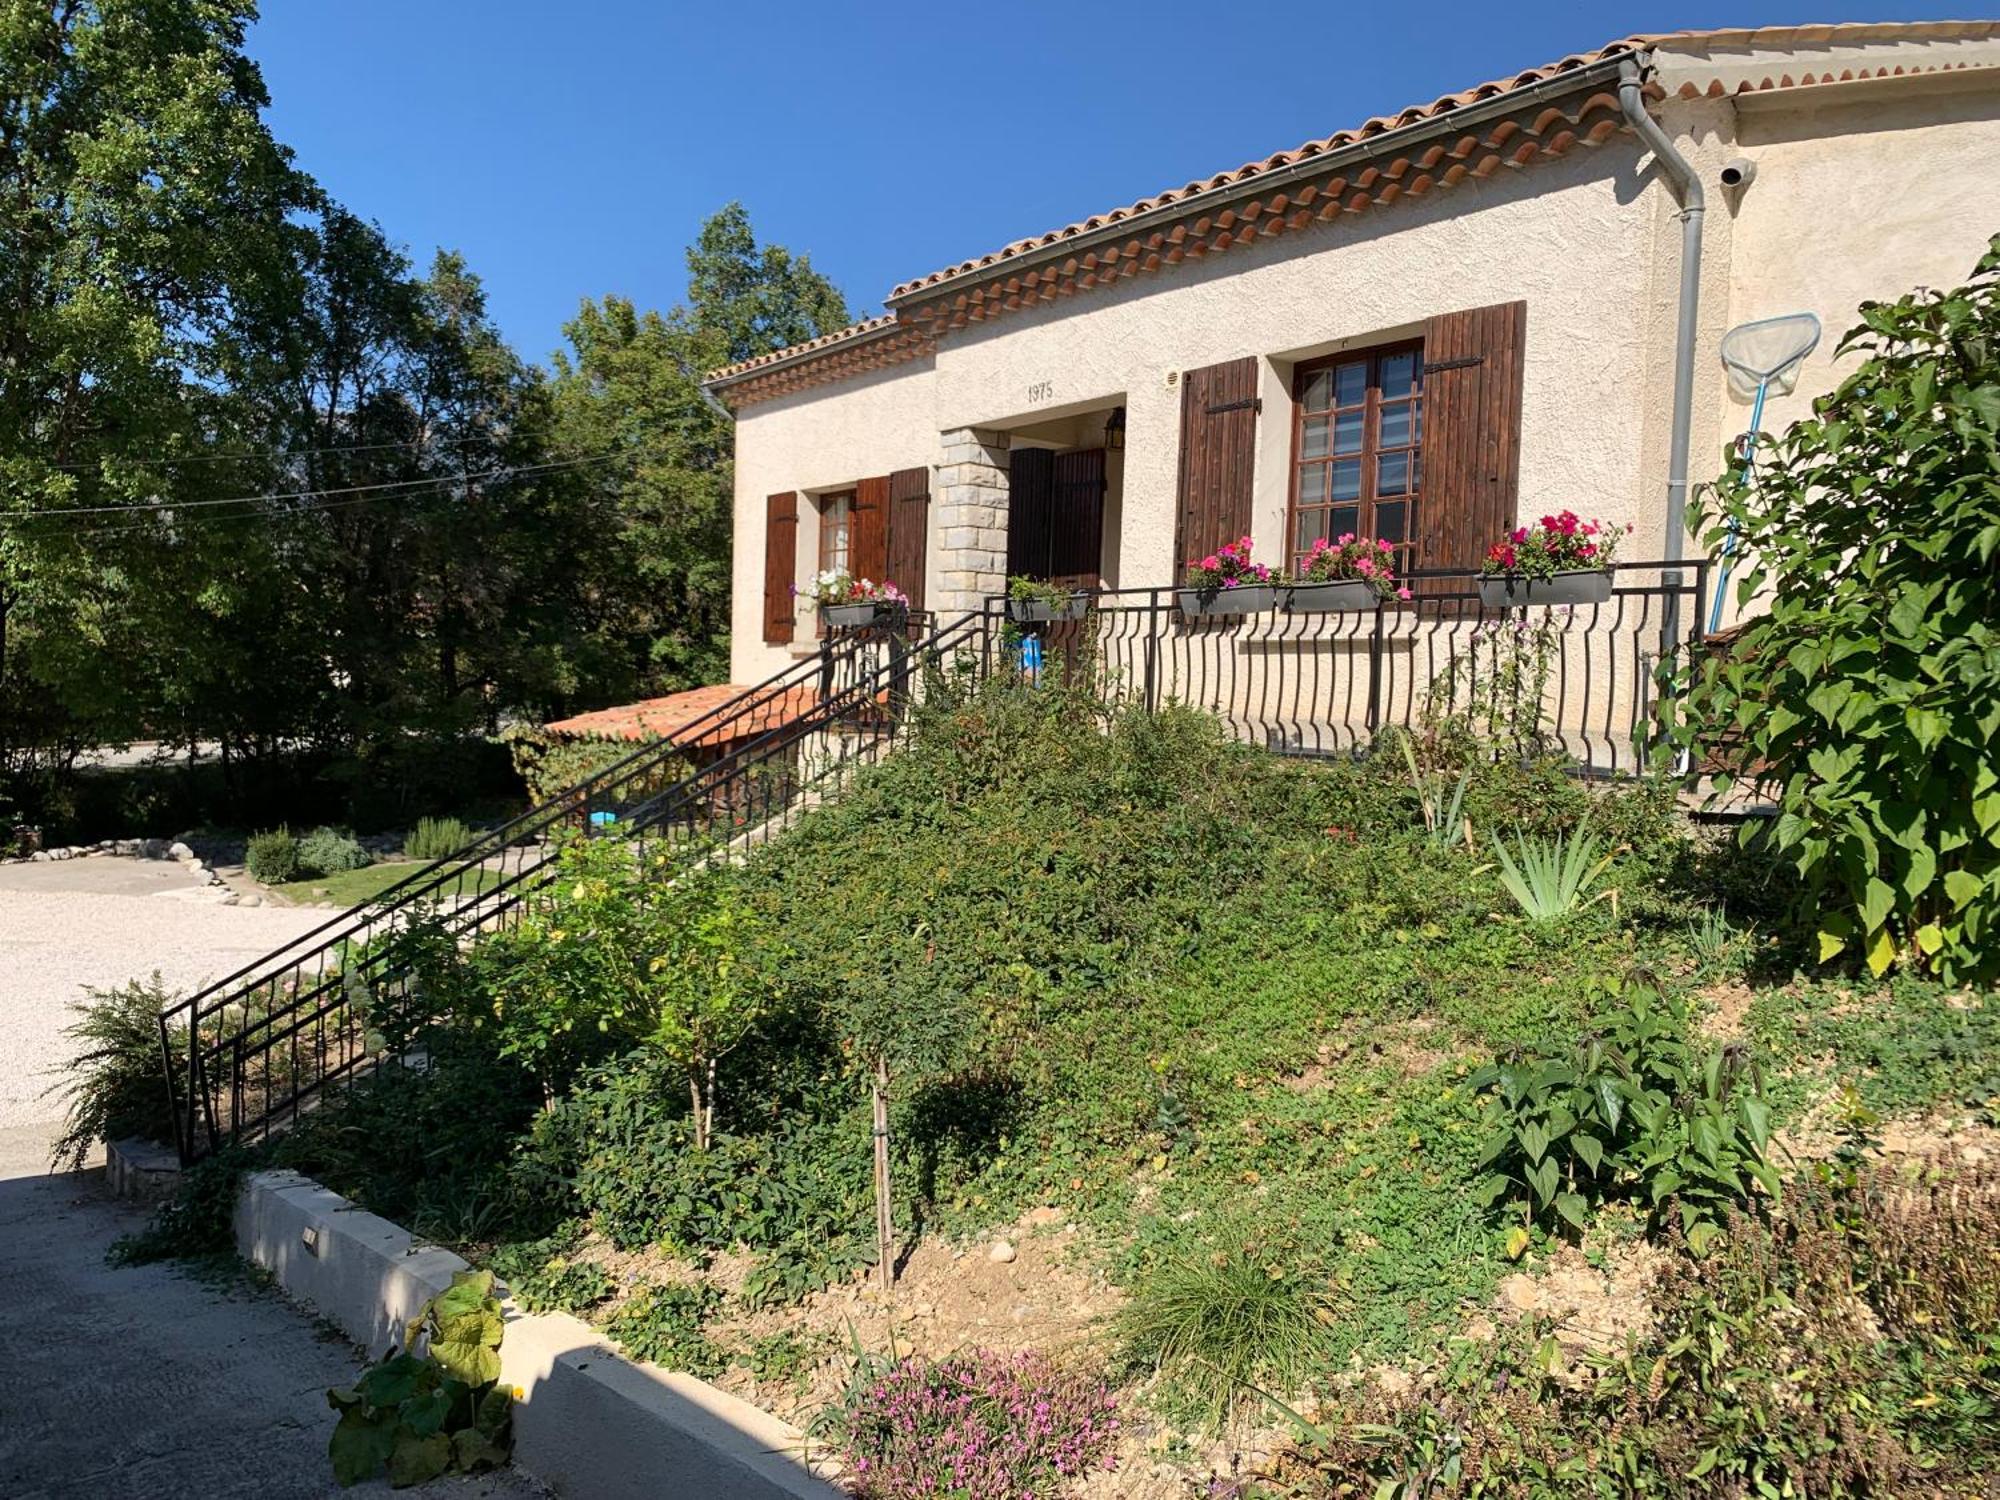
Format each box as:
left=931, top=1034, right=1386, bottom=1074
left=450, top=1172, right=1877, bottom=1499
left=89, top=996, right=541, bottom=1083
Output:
left=1026, top=380, right=1055, bottom=404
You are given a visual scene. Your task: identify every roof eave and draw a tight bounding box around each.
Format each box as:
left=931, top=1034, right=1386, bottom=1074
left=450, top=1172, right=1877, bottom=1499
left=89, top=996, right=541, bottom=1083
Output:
left=703, top=318, right=907, bottom=395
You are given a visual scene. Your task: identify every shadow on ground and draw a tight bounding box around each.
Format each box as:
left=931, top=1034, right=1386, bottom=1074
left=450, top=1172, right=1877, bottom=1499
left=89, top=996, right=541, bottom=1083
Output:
left=0, top=1126, right=545, bottom=1500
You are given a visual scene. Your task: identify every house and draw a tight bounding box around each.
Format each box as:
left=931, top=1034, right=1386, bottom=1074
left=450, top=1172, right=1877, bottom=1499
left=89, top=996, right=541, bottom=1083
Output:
left=706, top=20, right=1999, bottom=712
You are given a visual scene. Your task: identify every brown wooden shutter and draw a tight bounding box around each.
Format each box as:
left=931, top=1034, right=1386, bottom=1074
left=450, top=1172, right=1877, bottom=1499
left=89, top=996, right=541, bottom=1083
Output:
left=762, top=491, right=798, bottom=643
left=1005, top=449, right=1055, bottom=579
left=1050, top=449, right=1106, bottom=588
left=1415, top=301, right=1526, bottom=572
left=852, top=474, right=890, bottom=586
left=886, top=466, right=929, bottom=611
left=1173, top=356, right=1260, bottom=567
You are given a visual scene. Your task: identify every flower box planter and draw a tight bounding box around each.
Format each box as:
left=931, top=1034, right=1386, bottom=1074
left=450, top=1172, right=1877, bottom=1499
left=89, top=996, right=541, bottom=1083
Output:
left=1005, top=595, right=1089, bottom=624
left=1282, top=580, right=1380, bottom=614
left=1177, top=584, right=1277, bottom=619
left=1478, top=569, right=1614, bottom=610
left=821, top=601, right=907, bottom=630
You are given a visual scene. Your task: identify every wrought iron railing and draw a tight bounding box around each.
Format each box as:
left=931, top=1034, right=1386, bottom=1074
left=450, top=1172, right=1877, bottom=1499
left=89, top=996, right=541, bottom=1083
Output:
left=979, top=560, right=1706, bottom=774
left=159, top=560, right=1705, bottom=1160
left=156, top=608, right=990, bottom=1162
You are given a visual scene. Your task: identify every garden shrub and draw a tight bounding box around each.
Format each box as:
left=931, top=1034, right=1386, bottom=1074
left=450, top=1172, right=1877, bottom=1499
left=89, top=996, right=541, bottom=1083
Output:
left=109, top=1148, right=253, bottom=1266
left=1472, top=976, right=1777, bottom=1253
left=297, top=825, right=371, bottom=877
left=825, top=1349, right=1120, bottom=1500
left=1117, top=1224, right=1337, bottom=1429
left=605, top=1281, right=724, bottom=1377
left=245, top=826, right=301, bottom=884
left=1674, top=234, right=2000, bottom=984
left=45, top=973, right=183, bottom=1170
left=1282, top=1164, right=2000, bottom=1497
left=500, top=723, right=685, bottom=807
left=327, top=1271, right=512, bottom=1488
left=403, top=815, right=474, bottom=861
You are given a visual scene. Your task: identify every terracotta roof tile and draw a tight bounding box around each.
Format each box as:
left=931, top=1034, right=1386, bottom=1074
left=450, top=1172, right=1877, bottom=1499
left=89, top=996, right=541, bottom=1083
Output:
left=543, top=683, right=818, bottom=748
left=703, top=21, right=1998, bottom=402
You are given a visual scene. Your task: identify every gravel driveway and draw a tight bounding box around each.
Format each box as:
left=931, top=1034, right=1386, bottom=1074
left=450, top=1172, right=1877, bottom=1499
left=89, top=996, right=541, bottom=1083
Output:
left=0, top=859, right=326, bottom=1138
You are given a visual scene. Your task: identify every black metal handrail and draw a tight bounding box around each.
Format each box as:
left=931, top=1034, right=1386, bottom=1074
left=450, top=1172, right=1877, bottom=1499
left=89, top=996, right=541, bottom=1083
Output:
left=982, top=560, right=1708, bottom=774
left=158, top=608, right=985, bottom=1161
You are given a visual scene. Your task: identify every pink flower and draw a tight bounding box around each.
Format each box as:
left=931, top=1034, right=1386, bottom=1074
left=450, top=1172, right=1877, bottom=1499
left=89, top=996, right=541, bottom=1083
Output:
left=1397, top=586, right=1412, bottom=600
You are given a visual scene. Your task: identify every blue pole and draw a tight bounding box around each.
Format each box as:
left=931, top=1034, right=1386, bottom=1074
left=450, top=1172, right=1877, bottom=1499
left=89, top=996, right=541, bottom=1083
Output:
left=1707, top=378, right=1769, bottom=635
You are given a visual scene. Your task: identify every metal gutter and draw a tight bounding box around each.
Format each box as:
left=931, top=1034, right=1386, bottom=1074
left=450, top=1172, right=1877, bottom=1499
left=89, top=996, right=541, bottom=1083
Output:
left=885, top=53, right=1637, bottom=311
left=1617, top=53, right=1703, bottom=642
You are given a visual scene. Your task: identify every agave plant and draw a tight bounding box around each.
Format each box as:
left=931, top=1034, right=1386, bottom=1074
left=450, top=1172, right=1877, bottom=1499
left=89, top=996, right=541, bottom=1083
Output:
left=1488, top=823, right=1615, bottom=921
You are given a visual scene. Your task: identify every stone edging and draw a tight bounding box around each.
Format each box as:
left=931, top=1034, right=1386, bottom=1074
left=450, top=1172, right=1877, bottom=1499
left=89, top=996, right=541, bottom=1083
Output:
left=6, top=835, right=226, bottom=890
left=234, top=1168, right=842, bottom=1500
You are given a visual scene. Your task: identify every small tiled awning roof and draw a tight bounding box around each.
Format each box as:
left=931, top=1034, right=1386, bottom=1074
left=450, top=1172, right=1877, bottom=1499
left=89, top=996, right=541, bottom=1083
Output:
left=544, top=683, right=817, bottom=749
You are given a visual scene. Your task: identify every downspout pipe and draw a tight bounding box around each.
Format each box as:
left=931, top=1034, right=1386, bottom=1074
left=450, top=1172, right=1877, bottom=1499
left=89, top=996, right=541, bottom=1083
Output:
left=1618, top=55, right=1704, bottom=650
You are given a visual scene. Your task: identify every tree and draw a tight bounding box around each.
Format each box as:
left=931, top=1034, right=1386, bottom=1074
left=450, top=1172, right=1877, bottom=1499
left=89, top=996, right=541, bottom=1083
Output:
left=1673, top=235, right=2000, bottom=984
left=627, top=859, right=775, bottom=1151
left=549, top=204, right=849, bottom=697
left=823, top=920, right=971, bottom=1292
left=0, top=0, right=311, bottom=782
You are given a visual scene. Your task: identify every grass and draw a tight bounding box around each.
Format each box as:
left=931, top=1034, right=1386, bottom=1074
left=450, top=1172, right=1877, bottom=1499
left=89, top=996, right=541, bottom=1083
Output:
left=269, top=859, right=500, bottom=907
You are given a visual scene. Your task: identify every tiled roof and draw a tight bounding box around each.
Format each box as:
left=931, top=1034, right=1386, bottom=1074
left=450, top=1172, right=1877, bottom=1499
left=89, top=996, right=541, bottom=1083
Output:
left=544, top=683, right=818, bottom=748
left=703, top=20, right=1999, bottom=404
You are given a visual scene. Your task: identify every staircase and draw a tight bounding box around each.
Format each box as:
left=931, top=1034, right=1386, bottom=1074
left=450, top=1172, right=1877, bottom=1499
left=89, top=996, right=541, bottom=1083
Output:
left=157, top=609, right=995, bottom=1163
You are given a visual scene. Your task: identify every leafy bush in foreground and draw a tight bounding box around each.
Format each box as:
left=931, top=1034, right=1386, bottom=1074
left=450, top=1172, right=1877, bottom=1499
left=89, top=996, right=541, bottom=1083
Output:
left=46, top=973, right=181, bottom=1170
left=327, top=1271, right=512, bottom=1489
left=1675, top=234, right=2000, bottom=984
left=1282, top=1165, right=2000, bottom=1497
left=1472, top=978, right=1777, bottom=1253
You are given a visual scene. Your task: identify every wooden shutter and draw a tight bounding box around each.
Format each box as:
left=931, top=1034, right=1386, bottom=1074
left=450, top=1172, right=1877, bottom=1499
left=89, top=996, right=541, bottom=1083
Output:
left=852, top=474, right=890, bottom=585
left=1050, top=448, right=1106, bottom=588
left=762, top=491, right=798, bottom=643
left=887, top=466, right=929, bottom=611
left=1005, top=448, right=1055, bottom=579
left=1173, top=356, right=1260, bottom=566
left=1415, top=301, right=1526, bottom=572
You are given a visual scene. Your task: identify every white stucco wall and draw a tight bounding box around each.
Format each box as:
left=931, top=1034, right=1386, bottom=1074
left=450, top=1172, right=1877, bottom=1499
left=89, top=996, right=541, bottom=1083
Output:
left=726, top=61, right=2000, bottom=682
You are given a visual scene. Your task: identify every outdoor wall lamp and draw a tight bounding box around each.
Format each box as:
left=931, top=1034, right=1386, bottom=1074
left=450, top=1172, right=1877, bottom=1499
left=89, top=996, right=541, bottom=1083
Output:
left=1104, top=406, right=1126, bottom=452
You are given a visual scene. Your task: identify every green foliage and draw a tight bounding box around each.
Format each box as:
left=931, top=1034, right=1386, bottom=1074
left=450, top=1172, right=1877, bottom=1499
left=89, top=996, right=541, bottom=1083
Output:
left=327, top=1271, right=512, bottom=1489
left=605, top=1282, right=724, bottom=1377
left=1283, top=1166, right=2000, bottom=1497
left=1487, top=823, right=1616, bottom=922
left=45, top=973, right=181, bottom=1171
left=1673, top=236, right=2000, bottom=985
left=1749, top=977, right=2000, bottom=1120
left=245, top=827, right=302, bottom=885
left=500, top=725, right=676, bottom=809
left=1392, top=730, right=1473, bottom=850
left=109, top=1149, right=252, bottom=1266
left=537, top=1063, right=875, bottom=1305
left=403, top=816, right=474, bottom=861
left=1685, top=904, right=1745, bottom=974
left=1118, top=1225, right=1336, bottom=1430
left=1005, top=575, right=1084, bottom=609
left=298, top=825, right=371, bottom=877
left=1422, top=614, right=1565, bottom=760
left=1472, top=979, right=1777, bottom=1254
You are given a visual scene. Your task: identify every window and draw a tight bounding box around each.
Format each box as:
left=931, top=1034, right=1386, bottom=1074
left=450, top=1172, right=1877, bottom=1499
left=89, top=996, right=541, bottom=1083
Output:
left=818, top=490, right=853, bottom=574
left=1288, top=343, right=1424, bottom=574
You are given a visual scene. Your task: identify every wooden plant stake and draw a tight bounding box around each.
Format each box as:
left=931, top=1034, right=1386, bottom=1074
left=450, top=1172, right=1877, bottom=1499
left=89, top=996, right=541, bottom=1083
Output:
left=872, top=1057, right=894, bottom=1294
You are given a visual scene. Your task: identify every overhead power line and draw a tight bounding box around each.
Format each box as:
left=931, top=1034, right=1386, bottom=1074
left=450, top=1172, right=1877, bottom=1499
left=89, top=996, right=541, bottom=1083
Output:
left=2, top=452, right=619, bottom=532
left=35, top=435, right=484, bottom=473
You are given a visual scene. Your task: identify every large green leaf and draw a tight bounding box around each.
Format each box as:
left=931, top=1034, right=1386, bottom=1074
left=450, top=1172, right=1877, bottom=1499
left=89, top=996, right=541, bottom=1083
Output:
left=328, top=1408, right=398, bottom=1488
left=387, top=1431, right=453, bottom=1489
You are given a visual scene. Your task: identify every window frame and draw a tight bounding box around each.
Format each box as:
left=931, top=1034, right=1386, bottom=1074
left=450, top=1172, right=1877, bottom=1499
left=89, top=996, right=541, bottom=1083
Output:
left=817, top=489, right=854, bottom=576
left=1285, top=339, right=1425, bottom=575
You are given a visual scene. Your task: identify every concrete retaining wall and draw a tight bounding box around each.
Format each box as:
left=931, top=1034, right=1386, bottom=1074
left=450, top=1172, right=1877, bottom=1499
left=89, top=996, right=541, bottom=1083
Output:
left=235, top=1169, right=840, bottom=1500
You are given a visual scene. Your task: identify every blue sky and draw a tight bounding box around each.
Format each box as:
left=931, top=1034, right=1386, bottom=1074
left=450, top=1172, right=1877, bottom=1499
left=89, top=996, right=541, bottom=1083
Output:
left=249, top=1, right=1969, bottom=366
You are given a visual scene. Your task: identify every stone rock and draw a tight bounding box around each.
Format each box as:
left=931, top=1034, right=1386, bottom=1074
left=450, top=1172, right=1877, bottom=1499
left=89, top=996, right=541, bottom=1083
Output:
left=240, top=894, right=262, bottom=907
left=988, top=1239, right=1017, bottom=1264
left=1499, top=1273, right=1541, bottom=1315
left=1022, top=1206, right=1066, bottom=1230
left=138, top=838, right=169, bottom=860
left=168, top=841, right=194, bottom=861
left=30, top=850, right=51, bottom=862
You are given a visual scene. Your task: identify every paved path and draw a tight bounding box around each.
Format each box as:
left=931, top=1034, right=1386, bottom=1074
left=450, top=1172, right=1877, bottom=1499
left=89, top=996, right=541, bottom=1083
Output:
left=0, top=1129, right=548, bottom=1499
left=0, top=859, right=327, bottom=1133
